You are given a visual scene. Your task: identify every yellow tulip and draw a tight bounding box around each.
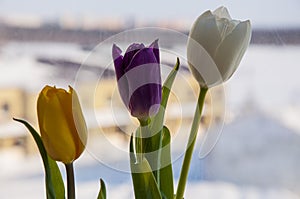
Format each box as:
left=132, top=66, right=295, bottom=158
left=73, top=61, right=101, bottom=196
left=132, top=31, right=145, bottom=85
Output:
left=37, top=85, right=87, bottom=164
left=187, top=6, right=251, bottom=88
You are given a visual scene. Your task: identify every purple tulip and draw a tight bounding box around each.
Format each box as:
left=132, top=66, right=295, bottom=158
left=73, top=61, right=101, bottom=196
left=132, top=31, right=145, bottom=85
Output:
left=112, top=40, right=161, bottom=120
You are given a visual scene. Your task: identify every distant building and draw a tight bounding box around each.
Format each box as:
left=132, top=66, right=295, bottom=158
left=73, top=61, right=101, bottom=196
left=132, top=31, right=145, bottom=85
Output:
left=0, top=74, right=222, bottom=154
left=0, top=87, right=36, bottom=153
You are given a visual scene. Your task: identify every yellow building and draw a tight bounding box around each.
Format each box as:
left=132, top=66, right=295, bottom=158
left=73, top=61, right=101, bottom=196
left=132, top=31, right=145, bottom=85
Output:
left=0, top=87, right=36, bottom=153
left=0, top=74, right=223, bottom=153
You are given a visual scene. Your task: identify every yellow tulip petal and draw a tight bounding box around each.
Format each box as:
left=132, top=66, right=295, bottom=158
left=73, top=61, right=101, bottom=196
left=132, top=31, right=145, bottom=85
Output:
left=38, top=86, right=76, bottom=163
left=37, top=86, right=51, bottom=134
left=55, top=86, right=87, bottom=159
left=69, top=86, right=87, bottom=159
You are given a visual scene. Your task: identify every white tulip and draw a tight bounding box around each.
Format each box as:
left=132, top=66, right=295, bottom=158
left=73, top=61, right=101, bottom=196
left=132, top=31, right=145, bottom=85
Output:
left=187, top=6, right=251, bottom=88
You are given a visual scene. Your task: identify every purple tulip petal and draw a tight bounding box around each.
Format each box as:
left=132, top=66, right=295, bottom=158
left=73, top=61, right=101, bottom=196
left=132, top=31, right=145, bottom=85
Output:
left=149, top=39, right=160, bottom=64
left=123, top=43, right=145, bottom=69
left=112, top=44, right=124, bottom=80
left=125, top=47, right=161, bottom=97
left=117, top=75, right=130, bottom=109
left=125, top=47, right=158, bottom=72
left=112, top=41, right=162, bottom=119
left=129, top=84, right=161, bottom=118
left=125, top=47, right=161, bottom=118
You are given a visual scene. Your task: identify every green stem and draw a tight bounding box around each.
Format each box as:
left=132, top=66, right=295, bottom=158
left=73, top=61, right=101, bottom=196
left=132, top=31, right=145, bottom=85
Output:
left=175, top=87, right=208, bottom=199
left=140, top=118, right=162, bottom=187
left=65, top=162, right=76, bottom=199
left=139, top=118, right=149, bottom=127
left=136, top=118, right=149, bottom=162
left=156, top=126, right=163, bottom=189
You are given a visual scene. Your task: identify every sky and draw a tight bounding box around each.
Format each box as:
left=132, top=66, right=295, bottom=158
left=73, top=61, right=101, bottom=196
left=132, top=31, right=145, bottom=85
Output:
left=0, top=0, right=299, bottom=28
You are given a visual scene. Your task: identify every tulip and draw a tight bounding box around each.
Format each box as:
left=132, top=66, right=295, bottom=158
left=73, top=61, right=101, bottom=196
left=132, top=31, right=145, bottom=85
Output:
left=112, top=40, right=161, bottom=120
left=187, top=6, right=251, bottom=88
left=37, top=85, right=87, bottom=164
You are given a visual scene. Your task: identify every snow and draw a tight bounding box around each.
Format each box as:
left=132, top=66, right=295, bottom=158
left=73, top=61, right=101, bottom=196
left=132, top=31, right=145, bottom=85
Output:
left=0, top=42, right=90, bottom=91
left=0, top=121, right=26, bottom=138
left=278, top=106, right=300, bottom=133
left=227, top=45, right=300, bottom=115
left=1, top=123, right=300, bottom=198
left=202, top=111, right=300, bottom=192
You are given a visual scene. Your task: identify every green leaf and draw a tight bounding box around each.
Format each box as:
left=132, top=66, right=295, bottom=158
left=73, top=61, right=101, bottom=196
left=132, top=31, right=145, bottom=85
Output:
left=13, top=118, right=65, bottom=199
left=159, top=126, right=174, bottom=199
left=150, top=57, right=180, bottom=134
left=130, top=58, right=180, bottom=198
left=145, top=57, right=180, bottom=161
left=130, top=134, right=162, bottom=199
left=48, top=157, right=65, bottom=198
left=97, top=179, right=106, bottom=199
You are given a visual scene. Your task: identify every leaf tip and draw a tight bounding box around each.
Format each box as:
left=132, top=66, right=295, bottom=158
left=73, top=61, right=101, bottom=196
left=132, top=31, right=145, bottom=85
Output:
left=98, top=178, right=107, bottom=199
left=175, top=57, right=180, bottom=71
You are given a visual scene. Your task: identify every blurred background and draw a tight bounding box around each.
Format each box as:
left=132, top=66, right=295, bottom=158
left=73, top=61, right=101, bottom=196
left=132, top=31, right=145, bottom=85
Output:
left=0, top=0, right=300, bottom=198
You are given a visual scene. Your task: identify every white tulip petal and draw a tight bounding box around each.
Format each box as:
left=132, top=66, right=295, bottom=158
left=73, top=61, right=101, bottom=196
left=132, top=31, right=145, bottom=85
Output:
left=187, top=7, right=251, bottom=87
left=189, top=10, right=222, bottom=57
left=214, top=20, right=251, bottom=81
left=215, top=18, right=239, bottom=39
left=187, top=36, right=223, bottom=88
left=213, top=6, right=232, bottom=20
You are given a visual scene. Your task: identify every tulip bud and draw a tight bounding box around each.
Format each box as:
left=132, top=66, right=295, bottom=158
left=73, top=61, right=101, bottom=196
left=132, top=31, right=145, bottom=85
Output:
left=37, top=85, right=87, bottom=164
left=112, top=40, right=162, bottom=120
left=187, top=6, right=251, bottom=88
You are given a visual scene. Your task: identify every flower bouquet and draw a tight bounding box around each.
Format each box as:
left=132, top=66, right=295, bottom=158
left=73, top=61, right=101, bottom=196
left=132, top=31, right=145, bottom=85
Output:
left=14, top=6, right=251, bottom=199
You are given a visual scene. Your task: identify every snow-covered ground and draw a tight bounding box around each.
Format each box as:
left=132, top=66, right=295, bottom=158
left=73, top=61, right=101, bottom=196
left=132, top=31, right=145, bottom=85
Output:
left=227, top=45, right=300, bottom=124
left=1, top=126, right=300, bottom=199
left=1, top=43, right=300, bottom=198
left=1, top=128, right=300, bottom=199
